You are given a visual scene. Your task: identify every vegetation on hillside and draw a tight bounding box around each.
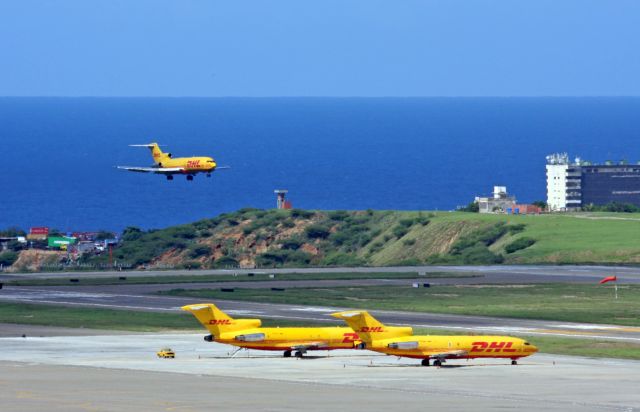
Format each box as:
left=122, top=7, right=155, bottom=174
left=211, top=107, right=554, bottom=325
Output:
left=4, top=207, right=640, bottom=271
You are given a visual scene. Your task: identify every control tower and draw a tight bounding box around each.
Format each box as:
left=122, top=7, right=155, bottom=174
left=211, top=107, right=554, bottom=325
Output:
left=274, top=189, right=289, bottom=209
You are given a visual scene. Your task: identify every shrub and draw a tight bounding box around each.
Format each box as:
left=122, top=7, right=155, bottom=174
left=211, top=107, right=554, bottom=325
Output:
left=0, top=251, right=18, bottom=267
left=459, top=244, right=504, bottom=264
left=291, top=209, right=314, bottom=219
left=256, top=250, right=312, bottom=267
left=399, top=218, right=415, bottom=228
left=188, top=245, right=211, bottom=258
left=213, top=256, right=239, bottom=268
left=280, top=238, right=303, bottom=250
left=122, top=226, right=143, bottom=241
left=321, top=252, right=365, bottom=267
left=305, top=225, right=331, bottom=239
left=281, top=219, right=295, bottom=228
left=507, top=224, right=526, bottom=234
left=402, top=239, right=416, bottom=246
left=505, top=237, right=536, bottom=254
left=328, top=210, right=350, bottom=221
left=392, top=225, right=409, bottom=238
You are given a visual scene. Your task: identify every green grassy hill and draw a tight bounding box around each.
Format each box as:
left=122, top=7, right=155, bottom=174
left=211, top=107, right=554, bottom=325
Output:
left=8, top=209, right=640, bottom=271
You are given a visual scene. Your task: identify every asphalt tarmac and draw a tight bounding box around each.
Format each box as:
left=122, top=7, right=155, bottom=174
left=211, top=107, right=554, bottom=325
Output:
left=3, top=264, right=640, bottom=282
left=0, top=333, right=638, bottom=411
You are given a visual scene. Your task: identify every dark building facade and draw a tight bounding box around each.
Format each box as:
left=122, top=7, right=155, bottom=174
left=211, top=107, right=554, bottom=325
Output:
left=581, top=165, right=640, bottom=206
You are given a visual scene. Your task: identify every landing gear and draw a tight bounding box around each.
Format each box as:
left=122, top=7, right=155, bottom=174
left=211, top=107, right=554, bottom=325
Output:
left=206, top=173, right=212, bottom=178
left=283, top=350, right=292, bottom=358
left=186, top=175, right=194, bottom=181
left=433, top=359, right=442, bottom=367
left=166, top=175, right=174, bottom=181
left=511, top=360, right=518, bottom=365
left=294, top=351, right=303, bottom=358
left=421, top=359, right=430, bottom=367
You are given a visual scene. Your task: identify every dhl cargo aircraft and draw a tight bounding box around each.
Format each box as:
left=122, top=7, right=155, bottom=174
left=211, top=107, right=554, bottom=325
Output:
left=182, top=303, right=410, bottom=357
left=332, top=310, right=538, bottom=367
left=117, top=143, right=228, bottom=181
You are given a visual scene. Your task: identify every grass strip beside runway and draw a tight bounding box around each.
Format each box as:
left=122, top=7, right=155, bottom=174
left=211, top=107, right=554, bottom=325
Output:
left=160, top=283, right=640, bottom=326
left=1, top=302, right=638, bottom=360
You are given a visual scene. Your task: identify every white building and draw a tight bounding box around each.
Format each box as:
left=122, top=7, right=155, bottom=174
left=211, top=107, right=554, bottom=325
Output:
left=546, top=153, right=582, bottom=211
left=475, top=186, right=516, bottom=213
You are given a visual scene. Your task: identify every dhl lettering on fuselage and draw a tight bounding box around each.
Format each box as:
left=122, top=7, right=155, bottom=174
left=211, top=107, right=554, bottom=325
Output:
left=471, top=341, right=518, bottom=353
left=342, top=332, right=359, bottom=343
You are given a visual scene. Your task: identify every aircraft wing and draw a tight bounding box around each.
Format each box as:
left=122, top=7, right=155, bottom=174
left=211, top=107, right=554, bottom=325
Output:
left=423, top=349, right=468, bottom=358
left=290, top=341, right=330, bottom=351
left=117, top=166, right=184, bottom=174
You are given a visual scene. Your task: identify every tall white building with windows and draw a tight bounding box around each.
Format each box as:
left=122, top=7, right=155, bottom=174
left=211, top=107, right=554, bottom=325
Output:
left=546, top=153, right=582, bottom=211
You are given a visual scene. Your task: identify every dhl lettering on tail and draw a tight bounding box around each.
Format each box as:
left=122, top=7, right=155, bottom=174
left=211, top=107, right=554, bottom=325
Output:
left=208, top=319, right=232, bottom=325
left=359, top=326, right=384, bottom=333
left=471, top=341, right=517, bottom=353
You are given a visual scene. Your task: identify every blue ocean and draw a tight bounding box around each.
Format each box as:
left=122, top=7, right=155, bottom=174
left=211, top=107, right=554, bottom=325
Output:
left=1, top=97, right=639, bottom=232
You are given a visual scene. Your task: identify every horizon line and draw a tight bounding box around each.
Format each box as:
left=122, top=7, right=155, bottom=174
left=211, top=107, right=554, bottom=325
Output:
left=1, top=95, right=640, bottom=99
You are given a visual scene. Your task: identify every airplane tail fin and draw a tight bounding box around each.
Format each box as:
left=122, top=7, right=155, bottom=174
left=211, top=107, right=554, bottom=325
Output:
left=331, top=311, right=412, bottom=344
left=181, top=303, right=261, bottom=337
left=129, top=143, right=169, bottom=165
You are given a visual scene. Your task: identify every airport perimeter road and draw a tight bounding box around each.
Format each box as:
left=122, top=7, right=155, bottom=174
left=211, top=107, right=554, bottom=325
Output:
left=3, top=264, right=640, bottom=283
left=1, top=285, right=640, bottom=342
left=1, top=334, right=638, bottom=411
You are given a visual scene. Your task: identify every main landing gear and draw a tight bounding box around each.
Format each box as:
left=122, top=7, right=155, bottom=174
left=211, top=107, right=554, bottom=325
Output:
left=421, top=358, right=443, bottom=367
left=511, top=359, right=518, bottom=365
left=283, top=350, right=304, bottom=358
left=166, top=175, right=174, bottom=181
left=186, top=175, right=194, bottom=181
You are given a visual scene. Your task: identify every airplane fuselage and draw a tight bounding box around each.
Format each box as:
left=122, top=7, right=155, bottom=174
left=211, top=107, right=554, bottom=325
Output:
left=214, top=327, right=360, bottom=351
left=156, top=156, right=216, bottom=174
left=368, top=335, right=537, bottom=360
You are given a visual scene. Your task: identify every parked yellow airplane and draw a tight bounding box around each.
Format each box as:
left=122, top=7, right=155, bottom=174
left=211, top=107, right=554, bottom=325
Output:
left=332, top=311, right=538, bottom=367
left=117, top=143, right=228, bottom=181
left=182, top=303, right=410, bottom=357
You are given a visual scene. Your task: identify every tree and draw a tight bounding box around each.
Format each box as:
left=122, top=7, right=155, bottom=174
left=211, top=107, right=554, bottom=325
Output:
left=457, top=202, right=479, bottom=213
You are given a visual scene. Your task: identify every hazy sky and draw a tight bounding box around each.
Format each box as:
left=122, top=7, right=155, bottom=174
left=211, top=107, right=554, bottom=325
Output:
left=1, top=1, right=639, bottom=96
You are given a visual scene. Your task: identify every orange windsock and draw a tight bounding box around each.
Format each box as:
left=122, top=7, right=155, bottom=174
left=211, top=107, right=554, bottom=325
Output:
left=599, top=276, right=617, bottom=284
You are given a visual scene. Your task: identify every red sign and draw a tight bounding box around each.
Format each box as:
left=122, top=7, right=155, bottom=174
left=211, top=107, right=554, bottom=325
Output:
left=30, top=227, right=49, bottom=235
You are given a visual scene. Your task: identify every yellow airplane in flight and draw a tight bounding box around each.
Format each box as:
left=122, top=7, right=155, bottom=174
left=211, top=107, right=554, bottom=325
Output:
left=332, top=310, right=538, bottom=367
left=117, top=143, right=228, bottom=181
left=182, top=303, right=410, bottom=358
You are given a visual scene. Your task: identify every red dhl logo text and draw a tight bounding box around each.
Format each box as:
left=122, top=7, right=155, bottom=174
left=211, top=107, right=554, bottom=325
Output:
left=208, top=319, right=232, bottom=325
left=341, top=332, right=359, bottom=343
left=471, top=341, right=517, bottom=353
left=359, top=326, right=384, bottom=333
left=187, top=160, right=201, bottom=168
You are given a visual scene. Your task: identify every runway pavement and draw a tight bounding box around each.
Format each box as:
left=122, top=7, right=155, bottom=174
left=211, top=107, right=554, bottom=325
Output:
left=1, top=284, right=640, bottom=342
left=0, top=333, right=638, bottom=411
left=3, top=264, right=640, bottom=282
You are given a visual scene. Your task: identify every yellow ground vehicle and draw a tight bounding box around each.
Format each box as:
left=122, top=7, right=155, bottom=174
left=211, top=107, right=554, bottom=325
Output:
left=156, top=347, right=175, bottom=358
